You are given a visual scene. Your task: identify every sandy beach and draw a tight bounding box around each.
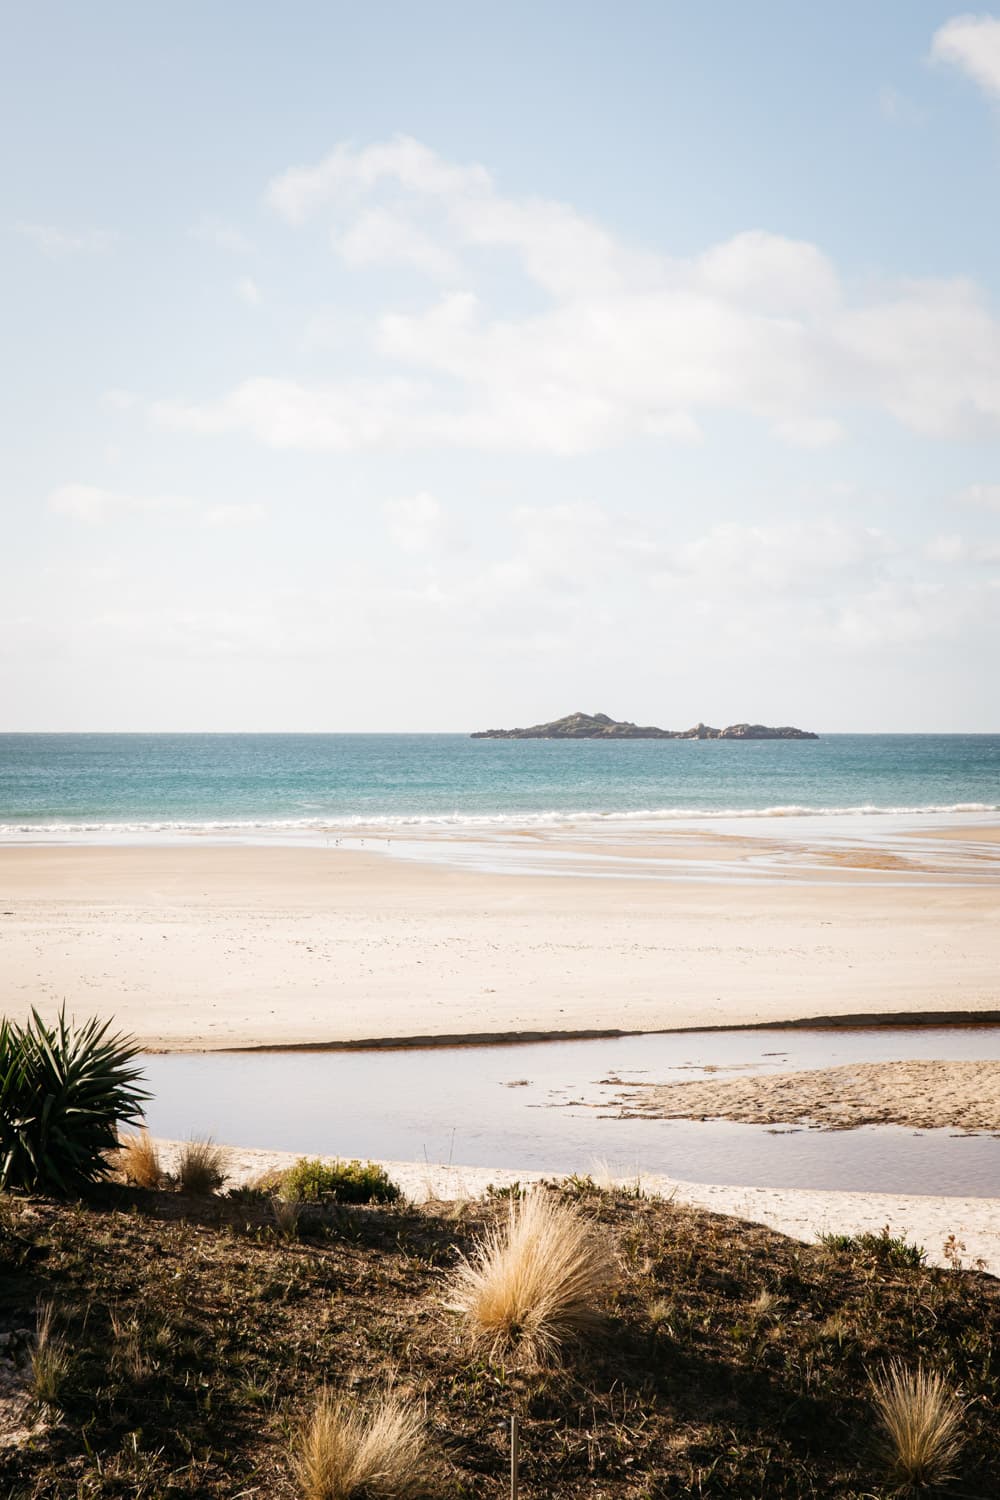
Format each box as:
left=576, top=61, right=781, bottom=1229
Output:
left=2, top=837, right=999, bottom=1050
left=615, top=1058, right=1000, bottom=1131
left=150, top=1139, right=1000, bottom=1276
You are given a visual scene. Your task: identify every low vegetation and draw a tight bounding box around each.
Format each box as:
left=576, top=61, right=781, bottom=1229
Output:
left=294, top=1390, right=433, bottom=1500
left=1, top=1176, right=997, bottom=1496
left=29, top=1300, right=70, bottom=1407
left=116, top=1128, right=163, bottom=1189
left=277, top=1156, right=401, bottom=1205
left=870, top=1359, right=966, bottom=1490
left=175, top=1137, right=229, bottom=1195
left=818, top=1227, right=927, bottom=1270
left=0, top=1008, right=147, bottom=1193
left=447, top=1188, right=613, bottom=1364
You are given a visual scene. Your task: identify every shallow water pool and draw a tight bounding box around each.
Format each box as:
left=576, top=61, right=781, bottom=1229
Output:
left=141, top=1026, right=1000, bottom=1198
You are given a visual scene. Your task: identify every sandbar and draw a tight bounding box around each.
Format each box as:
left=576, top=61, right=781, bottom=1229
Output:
left=615, top=1058, right=1000, bottom=1131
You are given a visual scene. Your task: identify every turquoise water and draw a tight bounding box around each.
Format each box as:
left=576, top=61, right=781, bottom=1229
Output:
left=1, top=733, right=998, bottom=835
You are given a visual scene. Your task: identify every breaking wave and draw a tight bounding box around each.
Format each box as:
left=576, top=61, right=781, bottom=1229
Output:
left=1, top=802, right=998, bottom=839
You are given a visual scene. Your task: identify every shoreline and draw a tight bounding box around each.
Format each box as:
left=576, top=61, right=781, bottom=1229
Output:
left=210, top=1009, right=1000, bottom=1055
left=148, top=1139, right=1000, bottom=1276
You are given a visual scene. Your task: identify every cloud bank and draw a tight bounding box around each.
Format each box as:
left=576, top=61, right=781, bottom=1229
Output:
left=141, top=136, right=1000, bottom=455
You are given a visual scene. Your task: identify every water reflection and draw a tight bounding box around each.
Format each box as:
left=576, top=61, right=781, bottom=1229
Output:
left=141, top=1026, right=1000, bottom=1198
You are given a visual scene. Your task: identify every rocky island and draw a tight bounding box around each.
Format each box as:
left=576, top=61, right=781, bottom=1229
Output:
left=471, top=711, right=818, bottom=740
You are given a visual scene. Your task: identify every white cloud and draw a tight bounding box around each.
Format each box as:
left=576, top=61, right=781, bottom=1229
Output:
left=48, top=485, right=264, bottom=527
left=189, top=215, right=253, bottom=254
left=48, top=484, right=192, bottom=524
left=266, top=136, right=490, bottom=225
left=201, top=503, right=265, bottom=528
left=335, top=207, right=458, bottom=277
left=668, top=520, right=893, bottom=595
left=103, top=389, right=141, bottom=411
left=383, top=492, right=444, bottom=551
left=153, top=377, right=431, bottom=450
left=695, top=230, right=840, bottom=312
left=932, top=13, right=1000, bottom=96
left=235, top=275, right=261, bottom=305
left=772, top=417, right=845, bottom=448
left=16, top=222, right=115, bottom=258
left=926, top=532, right=1000, bottom=563
left=371, top=502, right=994, bottom=658
left=925, top=532, right=969, bottom=563
left=879, top=85, right=925, bottom=125
left=956, top=481, right=1000, bottom=509
left=144, top=138, right=1000, bottom=454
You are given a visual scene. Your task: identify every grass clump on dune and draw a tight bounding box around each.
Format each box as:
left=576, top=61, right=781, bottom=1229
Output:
left=29, top=1301, right=70, bottom=1407
left=870, top=1360, right=965, bottom=1490
left=281, top=1157, right=400, bottom=1206
left=116, top=1129, right=163, bottom=1190
left=447, top=1187, right=613, bottom=1364
left=294, top=1390, right=432, bottom=1500
left=175, top=1138, right=228, bottom=1195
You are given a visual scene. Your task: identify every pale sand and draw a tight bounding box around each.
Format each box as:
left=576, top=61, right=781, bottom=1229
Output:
left=151, top=1141, right=1000, bottom=1276
left=616, top=1059, right=1000, bottom=1130
left=2, top=843, right=999, bottom=1049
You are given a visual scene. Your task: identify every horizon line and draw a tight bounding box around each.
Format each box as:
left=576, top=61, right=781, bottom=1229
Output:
left=2, top=727, right=1000, bottom=737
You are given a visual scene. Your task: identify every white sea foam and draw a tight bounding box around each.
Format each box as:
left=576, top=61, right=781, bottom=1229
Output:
left=0, top=802, right=997, bottom=839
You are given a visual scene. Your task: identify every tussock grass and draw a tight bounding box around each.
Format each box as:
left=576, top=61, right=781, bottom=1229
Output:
left=116, top=1129, right=163, bottom=1189
left=175, top=1138, right=228, bottom=1195
left=447, top=1188, right=613, bottom=1364
left=30, top=1301, right=69, bottom=1406
left=271, top=1194, right=302, bottom=1240
left=109, top=1308, right=154, bottom=1380
left=294, top=1390, right=432, bottom=1500
left=870, top=1360, right=965, bottom=1490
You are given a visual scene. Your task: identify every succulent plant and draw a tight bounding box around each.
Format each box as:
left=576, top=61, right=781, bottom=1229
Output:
left=0, top=1008, right=148, bottom=1193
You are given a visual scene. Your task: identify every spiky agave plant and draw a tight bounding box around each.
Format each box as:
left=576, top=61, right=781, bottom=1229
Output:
left=0, top=1008, right=148, bottom=1193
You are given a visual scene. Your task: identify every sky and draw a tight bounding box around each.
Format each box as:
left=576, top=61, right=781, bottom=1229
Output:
left=4, top=2, right=1000, bottom=732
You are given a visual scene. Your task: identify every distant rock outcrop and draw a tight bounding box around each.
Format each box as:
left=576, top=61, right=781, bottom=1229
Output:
left=471, top=712, right=818, bottom=740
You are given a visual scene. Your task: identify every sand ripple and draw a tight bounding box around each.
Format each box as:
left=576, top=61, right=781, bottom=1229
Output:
left=619, top=1059, right=1000, bottom=1131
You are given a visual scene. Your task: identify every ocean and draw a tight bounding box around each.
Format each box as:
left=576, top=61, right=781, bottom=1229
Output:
left=0, top=732, right=998, bottom=837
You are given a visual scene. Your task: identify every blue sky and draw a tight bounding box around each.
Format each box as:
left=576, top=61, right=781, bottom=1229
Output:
left=4, top=2, right=1000, bottom=730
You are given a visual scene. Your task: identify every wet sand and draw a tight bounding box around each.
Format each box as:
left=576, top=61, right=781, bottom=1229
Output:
left=615, top=1058, right=1000, bottom=1131
left=1, top=838, right=999, bottom=1050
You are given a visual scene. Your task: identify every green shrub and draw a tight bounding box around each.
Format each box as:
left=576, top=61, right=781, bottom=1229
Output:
left=0, top=1008, right=148, bottom=1194
left=280, top=1156, right=400, bottom=1205
left=819, top=1227, right=925, bottom=1269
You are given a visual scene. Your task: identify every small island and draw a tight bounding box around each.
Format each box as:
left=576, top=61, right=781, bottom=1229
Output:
left=471, top=711, right=818, bottom=740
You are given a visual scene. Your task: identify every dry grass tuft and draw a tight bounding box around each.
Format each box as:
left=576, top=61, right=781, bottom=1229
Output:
left=109, top=1308, right=153, bottom=1380
left=30, top=1301, right=70, bottom=1406
left=117, top=1129, right=163, bottom=1189
left=175, top=1138, right=228, bottom=1196
left=271, top=1194, right=303, bottom=1240
left=447, top=1189, right=614, bottom=1364
left=870, top=1360, right=965, bottom=1490
left=294, top=1390, right=433, bottom=1500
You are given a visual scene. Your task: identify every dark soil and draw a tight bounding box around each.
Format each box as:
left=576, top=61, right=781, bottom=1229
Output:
left=1, top=1180, right=998, bottom=1497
